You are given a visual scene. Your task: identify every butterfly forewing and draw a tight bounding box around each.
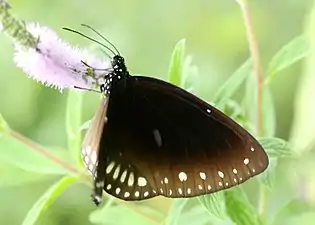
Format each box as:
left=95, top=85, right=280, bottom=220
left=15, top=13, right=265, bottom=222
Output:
left=97, top=75, right=268, bottom=201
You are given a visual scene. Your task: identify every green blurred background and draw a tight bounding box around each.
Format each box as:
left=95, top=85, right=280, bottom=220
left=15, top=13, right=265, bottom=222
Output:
left=0, top=0, right=314, bottom=224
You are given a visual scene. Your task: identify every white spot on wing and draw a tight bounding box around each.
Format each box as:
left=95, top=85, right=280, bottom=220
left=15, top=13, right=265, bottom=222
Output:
left=138, top=177, right=147, bottom=187
left=153, top=129, right=162, bottom=148
left=128, top=173, right=135, bottom=186
left=233, top=168, right=238, bottom=174
left=120, top=170, right=127, bottom=183
left=200, top=172, right=206, bottom=180
left=113, top=165, right=121, bottom=179
left=218, top=171, right=224, bottom=178
left=178, top=172, right=188, bottom=182
left=106, top=161, right=115, bottom=174
left=244, top=158, right=249, bottom=165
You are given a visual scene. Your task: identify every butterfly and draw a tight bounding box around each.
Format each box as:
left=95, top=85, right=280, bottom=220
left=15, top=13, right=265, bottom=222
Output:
left=66, top=25, right=269, bottom=206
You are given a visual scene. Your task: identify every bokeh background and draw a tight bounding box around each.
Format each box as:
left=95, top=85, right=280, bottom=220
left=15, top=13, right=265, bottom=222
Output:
left=0, top=0, right=314, bottom=224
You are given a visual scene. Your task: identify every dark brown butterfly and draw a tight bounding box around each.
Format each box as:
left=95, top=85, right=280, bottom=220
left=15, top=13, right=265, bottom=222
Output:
left=67, top=25, right=269, bottom=206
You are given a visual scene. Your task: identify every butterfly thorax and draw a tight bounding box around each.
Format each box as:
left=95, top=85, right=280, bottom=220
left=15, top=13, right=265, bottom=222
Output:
left=100, top=55, right=130, bottom=96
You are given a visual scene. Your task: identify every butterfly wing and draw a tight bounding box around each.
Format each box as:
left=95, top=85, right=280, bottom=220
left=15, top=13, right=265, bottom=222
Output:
left=94, top=75, right=269, bottom=201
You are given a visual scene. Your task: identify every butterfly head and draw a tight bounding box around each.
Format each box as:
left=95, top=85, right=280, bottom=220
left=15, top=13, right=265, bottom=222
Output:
left=112, top=55, right=127, bottom=74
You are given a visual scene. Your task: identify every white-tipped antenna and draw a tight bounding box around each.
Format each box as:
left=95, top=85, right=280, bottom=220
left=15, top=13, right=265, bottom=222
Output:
left=81, top=24, right=120, bottom=56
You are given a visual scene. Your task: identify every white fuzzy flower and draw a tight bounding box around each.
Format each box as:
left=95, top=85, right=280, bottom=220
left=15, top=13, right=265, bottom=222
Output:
left=13, top=23, right=111, bottom=91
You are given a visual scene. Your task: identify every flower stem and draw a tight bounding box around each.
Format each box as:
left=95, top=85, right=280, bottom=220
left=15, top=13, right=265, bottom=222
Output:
left=0, top=0, right=37, bottom=48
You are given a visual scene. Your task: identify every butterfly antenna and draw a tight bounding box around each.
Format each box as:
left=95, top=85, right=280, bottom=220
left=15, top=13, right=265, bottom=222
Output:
left=81, top=24, right=121, bottom=56
left=62, top=27, right=116, bottom=56
left=81, top=60, right=111, bottom=71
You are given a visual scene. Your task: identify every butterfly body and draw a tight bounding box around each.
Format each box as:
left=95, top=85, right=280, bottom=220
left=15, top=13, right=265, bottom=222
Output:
left=82, top=55, right=269, bottom=206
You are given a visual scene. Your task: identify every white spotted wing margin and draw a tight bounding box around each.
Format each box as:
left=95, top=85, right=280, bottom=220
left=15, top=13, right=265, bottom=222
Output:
left=82, top=97, right=109, bottom=206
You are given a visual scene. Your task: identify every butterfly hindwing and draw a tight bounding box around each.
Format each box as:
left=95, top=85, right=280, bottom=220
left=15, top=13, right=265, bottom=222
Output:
left=97, top=75, right=268, bottom=201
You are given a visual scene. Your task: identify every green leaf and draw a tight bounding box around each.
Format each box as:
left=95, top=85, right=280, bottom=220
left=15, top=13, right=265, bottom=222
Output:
left=90, top=203, right=160, bottom=225
left=22, top=176, right=78, bottom=225
left=198, top=192, right=227, bottom=220
left=242, top=70, right=256, bottom=133
left=272, top=199, right=314, bottom=225
left=168, top=39, right=186, bottom=86
left=262, top=86, right=276, bottom=137
left=279, top=212, right=315, bottom=225
left=66, top=90, right=84, bottom=165
left=165, top=199, right=188, bottom=225
left=0, top=133, right=71, bottom=175
left=213, top=59, right=252, bottom=108
left=0, top=161, right=53, bottom=187
left=289, top=7, right=315, bottom=154
left=225, top=188, right=263, bottom=225
left=0, top=112, right=9, bottom=135
left=265, top=35, right=309, bottom=84
left=258, top=137, right=292, bottom=158
left=181, top=56, right=199, bottom=93
left=260, top=158, right=278, bottom=189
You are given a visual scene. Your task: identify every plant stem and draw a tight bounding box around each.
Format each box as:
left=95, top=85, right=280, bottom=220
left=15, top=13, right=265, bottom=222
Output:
left=237, top=0, right=264, bottom=136
left=236, top=0, right=265, bottom=217
left=9, top=130, right=79, bottom=174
